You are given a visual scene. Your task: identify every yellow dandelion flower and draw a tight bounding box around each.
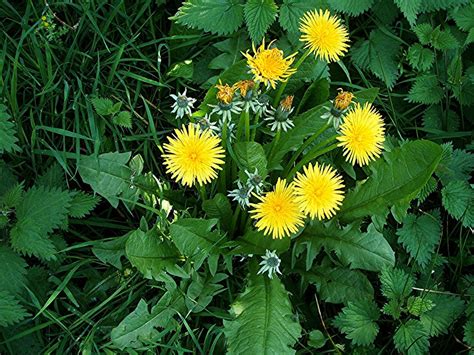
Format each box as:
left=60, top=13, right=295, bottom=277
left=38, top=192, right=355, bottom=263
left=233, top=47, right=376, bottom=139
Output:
left=293, top=163, right=345, bottom=220
left=250, top=179, right=304, bottom=239
left=216, top=81, right=235, bottom=104
left=334, top=89, right=354, bottom=111
left=299, top=9, right=350, bottom=62
left=163, top=124, right=225, bottom=187
left=242, top=40, right=297, bottom=89
left=337, top=103, right=385, bottom=166
left=233, top=80, right=255, bottom=98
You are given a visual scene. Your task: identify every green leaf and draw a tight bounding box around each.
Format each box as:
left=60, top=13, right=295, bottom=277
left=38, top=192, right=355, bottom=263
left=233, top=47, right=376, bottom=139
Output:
left=380, top=267, right=415, bottom=301
left=0, top=182, right=24, bottom=209
left=393, top=320, right=429, bottom=355
left=279, top=0, right=328, bottom=33
left=10, top=186, right=71, bottom=260
left=168, top=60, right=194, bottom=79
left=420, top=0, right=469, bottom=13
left=414, top=23, right=434, bottom=45
left=224, top=269, right=302, bottom=354
left=113, top=111, right=132, bottom=128
left=333, top=299, right=380, bottom=346
left=68, top=191, right=99, bottom=218
left=203, top=193, right=233, bottom=231
left=414, top=24, right=459, bottom=50
left=233, top=141, right=267, bottom=177
left=0, top=291, right=29, bottom=327
left=397, top=212, right=441, bottom=268
left=0, top=246, right=27, bottom=295
left=394, top=0, right=421, bottom=25
left=209, top=34, right=250, bottom=70
left=173, top=0, right=244, bottom=36
left=464, top=318, right=474, bottom=346
left=91, top=97, right=113, bottom=115
left=92, top=234, right=128, bottom=269
left=408, top=75, right=444, bottom=104
left=304, top=223, right=395, bottom=272
left=442, top=180, right=472, bottom=220
left=78, top=152, right=132, bottom=208
left=244, top=0, right=277, bottom=43
left=111, top=292, right=184, bottom=350
left=0, top=105, right=20, bottom=154
left=125, top=229, right=179, bottom=280
left=407, top=44, right=434, bottom=71
left=228, top=230, right=290, bottom=255
left=328, top=0, right=374, bottom=16
left=339, top=140, right=443, bottom=222
left=420, top=294, right=464, bottom=336
left=451, top=4, right=474, bottom=31
left=306, top=266, right=374, bottom=304
left=308, top=330, right=327, bottom=349
left=407, top=296, right=435, bottom=316
left=436, top=146, right=474, bottom=185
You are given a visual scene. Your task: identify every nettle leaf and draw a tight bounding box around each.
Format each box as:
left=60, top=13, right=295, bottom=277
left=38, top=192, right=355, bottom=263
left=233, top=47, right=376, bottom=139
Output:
left=393, top=320, right=429, bottom=355
left=0, top=105, right=20, bottom=154
left=442, top=180, right=472, bottom=220
left=417, top=177, right=437, bottom=203
left=407, top=44, right=434, bottom=71
left=78, top=152, right=132, bottom=208
left=10, top=186, right=71, bottom=261
left=394, top=0, right=421, bottom=25
left=0, top=291, right=29, bottom=327
left=173, top=0, right=244, bottom=36
left=380, top=267, right=415, bottom=301
left=340, top=140, right=442, bottom=222
left=333, top=299, right=380, bottom=346
left=420, top=294, right=464, bottom=336
left=111, top=292, right=185, bottom=350
left=451, top=4, right=474, bottom=32
left=92, top=234, right=128, bottom=269
left=436, top=146, right=474, bottom=185
left=414, top=23, right=459, bottom=50
left=0, top=246, right=28, bottom=295
left=304, top=222, right=395, bottom=272
left=125, top=229, right=179, bottom=280
left=306, top=266, right=374, bottom=304
left=91, top=97, right=113, bottom=115
left=68, top=191, right=100, bottom=218
left=407, top=296, right=435, bottom=316
left=279, top=0, right=328, bottom=34
left=328, top=0, right=374, bottom=16
left=397, top=212, right=441, bottom=268
left=224, top=269, right=302, bottom=354
left=408, top=75, right=443, bottom=104
left=420, top=0, right=469, bottom=13
left=422, top=105, right=459, bottom=132
left=113, top=111, right=132, bottom=128
left=464, top=318, right=474, bottom=346
left=244, top=0, right=277, bottom=43
left=414, top=23, right=434, bottom=45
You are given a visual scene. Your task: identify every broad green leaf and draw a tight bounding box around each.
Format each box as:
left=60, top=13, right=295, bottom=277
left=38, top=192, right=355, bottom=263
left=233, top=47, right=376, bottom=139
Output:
left=414, top=23, right=434, bottom=44
left=91, top=97, right=113, bottom=115
left=0, top=105, right=20, bottom=154
left=442, top=180, right=472, bottom=220
left=0, top=246, right=27, bottom=295
left=244, top=0, right=277, bottom=43
left=78, top=152, right=132, bottom=208
left=339, top=140, right=443, bottom=222
left=393, top=320, right=429, bottom=355
left=333, top=299, right=380, bottom=346
left=436, top=145, right=474, bottom=185
left=414, top=24, right=459, bottom=50
left=224, top=268, right=302, bottom=354
left=328, top=0, right=374, bottom=16
left=380, top=267, right=415, bottom=301
left=420, top=294, right=465, bottom=336
left=233, top=141, right=267, bottom=177
left=92, top=234, right=128, bottom=269
left=0, top=291, right=29, bottom=327
left=228, top=230, right=290, bottom=255
left=394, top=0, right=421, bottom=25
left=167, top=60, right=194, bottom=79
left=185, top=272, right=227, bottom=312
left=407, top=44, right=434, bottom=71
left=203, top=193, right=233, bottom=231
left=209, top=34, right=250, bottom=70
left=308, top=330, right=327, bottom=349
left=451, top=4, right=474, bottom=31
left=173, top=0, right=245, bottom=36
left=125, top=229, right=179, bottom=280
left=279, top=0, right=328, bottom=33
left=113, top=111, right=132, bottom=128
left=304, top=222, right=395, bottom=271
left=68, top=191, right=100, bottom=218
left=111, top=292, right=184, bottom=350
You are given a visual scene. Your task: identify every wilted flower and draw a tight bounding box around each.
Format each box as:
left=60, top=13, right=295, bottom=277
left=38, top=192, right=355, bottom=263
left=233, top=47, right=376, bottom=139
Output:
left=228, top=180, right=252, bottom=208
left=257, top=250, right=282, bottom=279
left=234, top=80, right=259, bottom=112
left=264, top=95, right=295, bottom=132
left=209, top=81, right=242, bottom=121
left=322, top=89, right=355, bottom=129
left=170, top=88, right=197, bottom=119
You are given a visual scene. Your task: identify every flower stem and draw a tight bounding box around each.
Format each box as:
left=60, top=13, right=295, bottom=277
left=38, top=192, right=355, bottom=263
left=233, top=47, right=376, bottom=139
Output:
left=219, top=125, right=228, bottom=192
left=230, top=205, right=241, bottom=238
left=244, top=111, right=250, bottom=141
left=198, top=184, right=206, bottom=201
left=251, top=112, right=261, bottom=140
left=268, top=129, right=281, bottom=162
left=287, top=141, right=339, bottom=180
left=273, top=49, right=311, bottom=107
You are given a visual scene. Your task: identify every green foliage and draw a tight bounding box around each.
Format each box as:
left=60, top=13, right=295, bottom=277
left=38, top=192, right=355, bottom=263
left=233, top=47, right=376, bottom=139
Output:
left=441, top=180, right=472, bottom=220
left=229, top=230, right=290, bottom=255
left=0, top=246, right=28, bottom=296
left=0, top=105, right=20, bottom=154
left=224, top=269, right=302, bottom=354
left=92, top=97, right=132, bottom=128
left=420, top=294, right=464, bottom=336
left=333, top=299, right=380, bottom=346
left=380, top=267, right=415, bottom=302
left=407, top=44, right=434, bottom=71
left=279, top=0, right=328, bottom=33
left=0, top=291, right=29, bottom=327
left=69, top=191, right=100, bottom=218
left=92, top=234, right=128, bottom=269
left=244, top=0, right=277, bottom=43
left=407, top=296, right=435, bottom=316
left=328, top=0, right=374, bottom=16
left=394, top=0, right=421, bottom=25
left=408, top=75, right=444, bottom=104
left=393, top=320, right=429, bottom=355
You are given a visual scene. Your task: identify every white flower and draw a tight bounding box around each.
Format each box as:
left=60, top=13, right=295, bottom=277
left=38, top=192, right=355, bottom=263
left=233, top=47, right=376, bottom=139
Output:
left=228, top=180, right=252, bottom=208
left=257, top=250, right=282, bottom=279
left=253, top=94, right=271, bottom=116
left=216, top=118, right=236, bottom=143
left=245, top=168, right=265, bottom=194
left=170, top=88, right=196, bottom=119
left=264, top=107, right=294, bottom=132
left=194, top=114, right=219, bottom=134
left=209, top=101, right=243, bottom=122
left=321, top=103, right=348, bottom=130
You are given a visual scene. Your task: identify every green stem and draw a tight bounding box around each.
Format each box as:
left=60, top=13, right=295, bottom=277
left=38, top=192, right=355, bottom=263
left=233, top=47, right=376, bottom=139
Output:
left=287, top=142, right=339, bottom=180
left=273, top=49, right=312, bottom=107
left=198, top=184, right=206, bottom=202
left=244, top=110, right=250, bottom=141
left=251, top=112, right=261, bottom=140
left=230, top=205, right=241, bottom=238
left=236, top=111, right=245, bottom=141
left=219, top=125, right=228, bottom=193
left=268, top=129, right=281, bottom=162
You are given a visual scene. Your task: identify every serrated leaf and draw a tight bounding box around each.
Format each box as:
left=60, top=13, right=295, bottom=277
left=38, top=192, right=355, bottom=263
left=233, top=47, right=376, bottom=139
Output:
left=113, top=111, right=132, bottom=128
left=464, top=318, right=474, bottom=346
left=224, top=269, right=302, bottom=354
left=36, top=163, right=66, bottom=189
left=340, top=140, right=443, bottom=222
left=125, top=228, right=179, bottom=280
left=393, top=320, right=429, bottom=355
left=442, top=180, right=472, bottom=220
left=420, top=294, right=464, bottom=336
left=0, top=182, right=24, bottom=209
left=279, top=0, right=328, bottom=33
left=244, top=0, right=277, bottom=43
left=68, top=191, right=99, bottom=218
left=91, top=97, right=113, bottom=115
left=78, top=152, right=132, bottom=208
left=415, top=24, right=459, bottom=49
left=0, top=246, right=28, bottom=295
left=417, top=177, right=437, bottom=203
left=380, top=267, right=415, bottom=301
left=414, top=23, right=433, bottom=45
left=408, top=75, right=444, bottom=104
left=328, top=0, right=374, bottom=16
left=420, top=0, right=469, bottom=13
left=10, top=186, right=71, bottom=260
left=0, top=291, right=29, bottom=327
left=422, top=105, right=459, bottom=132
left=333, top=299, right=380, bottom=346
left=173, top=0, right=245, bottom=36
left=396, top=212, right=441, bottom=268
left=407, top=296, right=435, bottom=316
left=451, top=5, right=474, bottom=31
left=92, top=234, right=128, bottom=269
left=407, top=44, right=434, bottom=71
left=0, top=105, right=20, bottom=154
left=394, top=0, right=421, bottom=25
left=436, top=147, right=474, bottom=185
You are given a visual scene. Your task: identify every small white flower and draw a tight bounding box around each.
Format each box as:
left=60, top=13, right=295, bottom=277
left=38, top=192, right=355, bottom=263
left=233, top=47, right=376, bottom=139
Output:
left=216, top=118, right=236, bottom=143
left=228, top=180, right=252, bottom=208
left=194, top=114, right=219, bottom=134
left=321, top=103, right=348, bottom=130
left=253, top=94, right=271, bottom=116
left=264, top=106, right=295, bottom=132
left=209, top=101, right=243, bottom=122
left=245, top=168, right=265, bottom=195
left=257, top=250, right=282, bottom=279
left=170, top=88, right=196, bottom=119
